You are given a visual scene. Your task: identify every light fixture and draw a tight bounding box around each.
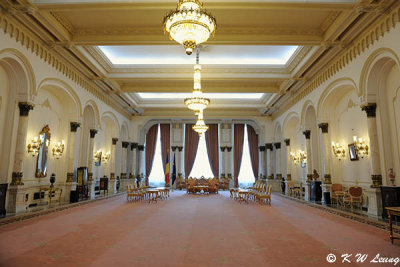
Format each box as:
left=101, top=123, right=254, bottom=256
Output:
left=332, top=142, right=346, bottom=160
left=102, top=152, right=111, bottom=164
left=353, top=136, right=369, bottom=158
left=192, top=111, right=209, bottom=136
left=290, top=150, right=307, bottom=166
left=27, top=135, right=48, bottom=156
left=94, top=149, right=102, bottom=163
left=163, top=0, right=217, bottom=55
left=52, top=140, right=65, bottom=159
left=184, top=63, right=210, bottom=114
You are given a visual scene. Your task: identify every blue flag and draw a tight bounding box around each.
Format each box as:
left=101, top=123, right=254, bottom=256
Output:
left=172, top=153, right=177, bottom=185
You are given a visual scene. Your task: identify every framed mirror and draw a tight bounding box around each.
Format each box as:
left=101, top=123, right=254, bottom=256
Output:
left=348, top=143, right=359, bottom=161
left=35, top=125, right=51, bottom=178
left=94, top=151, right=102, bottom=166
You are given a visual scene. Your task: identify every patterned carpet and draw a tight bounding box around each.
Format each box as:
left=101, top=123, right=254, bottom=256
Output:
left=0, top=191, right=398, bottom=267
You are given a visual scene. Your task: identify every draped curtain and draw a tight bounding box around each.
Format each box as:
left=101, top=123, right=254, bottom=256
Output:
left=160, top=124, right=170, bottom=174
left=233, top=124, right=244, bottom=187
left=205, top=124, right=219, bottom=178
left=247, top=125, right=259, bottom=180
left=145, top=124, right=158, bottom=185
left=184, top=124, right=200, bottom=178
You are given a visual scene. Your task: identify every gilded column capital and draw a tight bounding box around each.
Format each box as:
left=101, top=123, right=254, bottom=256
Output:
left=303, top=130, right=311, bottom=139
left=138, top=145, right=145, bottom=151
left=178, top=146, right=183, bottom=152
left=70, top=122, right=81, bottom=132
left=259, top=146, right=266, bottom=152
left=18, top=102, right=34, bottom=116
left=284, top=139, right=290, bottom=146
left=122, top=141, right=130, bottom=148
left=226, top=146, right=232, bottom=152
left=265, top=143, right=273, bottom=151
left=361, top=103, right=377, bottom=118
left=274, top=142, right=281, bottom=149
left=112, top=138, right=118, bottom=145
left=130, top=142, right=138, bottom=150
left=89, top=129, right=98, bottom=138
left=318, top=123, right=329, bottom=133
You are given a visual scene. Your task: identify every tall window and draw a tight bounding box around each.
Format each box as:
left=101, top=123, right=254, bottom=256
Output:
left=238, top=124, right=256, bottom=187
left=148, top=124, right=165, bottom=187
left=189, top=134, right=214, bottom=178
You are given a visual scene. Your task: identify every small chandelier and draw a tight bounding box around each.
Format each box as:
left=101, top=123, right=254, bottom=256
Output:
left=353, top=136, right=369, bottom=158
left=102, top=152, right=111, bottom=164
left=52, top=140, right=65, bottom=159
left=184, top=64, right=210, bottom=114
left=163, top=0, right=217, bottom=55
left=290, top=150, right=307, bottom=166
left=332, top=142, right=346, bottom=160
left=192, top=111, right=209, bottom=136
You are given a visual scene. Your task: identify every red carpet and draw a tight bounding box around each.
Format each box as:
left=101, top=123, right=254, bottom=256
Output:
left=0, top=191, right=398, bottom=267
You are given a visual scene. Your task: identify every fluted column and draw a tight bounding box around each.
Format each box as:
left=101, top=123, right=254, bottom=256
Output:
left=177, top=146, right=183, bottom=177
left=66, top=122, right=81, bottom=182
left=274, top=142, right=282, bottom=180
left=87, top=129, right=97, bottom=181
left=130, top=142, right=138, bottom=179
left=259, top=146, right=266, bottom=178
left=266, top=143, right=273, bottom=179
left=110, top=138, right=118, bottom=179
left=362, top=104, right=382, bottom=187
left=303, top=130, right=312, bottom=181
left=10, top=103, right=34, bottom=185
left=318, top=123, right=332, bottom=184
left=121, top=141, right=129, bottom=179
left=137, top=145, right=145, bottom=178
left=220, top=147, right=226, bottom=177
left=284, top=139, right=291, bottom=181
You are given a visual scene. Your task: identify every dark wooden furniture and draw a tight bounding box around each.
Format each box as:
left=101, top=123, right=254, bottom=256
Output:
left=386, top=207, right=400, bottom=244
left=77, top=167, right=88, bottom=199
left=310, top=181, right=322, bottom=202
left=381, top=186, right=400, bottom=219
left=100, top=177, right=108, bottom=196
left=0, top=183, right=8, bottom=216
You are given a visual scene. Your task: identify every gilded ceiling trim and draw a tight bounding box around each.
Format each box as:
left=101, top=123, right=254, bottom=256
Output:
left=273, top=4, right=400, bottom=119
left=0, top=10, right=130, bottom=118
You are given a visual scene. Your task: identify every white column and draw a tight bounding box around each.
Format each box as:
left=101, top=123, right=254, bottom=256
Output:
left=121, top=141, right=129, bottom=179
left=177, top=146, right=183, bottom=177
left=130, top=142, right=137, bottom=179
left=220, top=147, right=226, bottom=177
left=303, top=130, right=313, bottom=181
left=87, top=129, right=97, bottom=181
left=266, top=143, right=273, bottom=179
left=226, top=147, right=232, bottom=179
left=66, top=122, right=80, bottom=182
left=362, top=104, right=383, bottom=216
left=274, top=142, right=282, bottom=180
left=259, top=146, right=265, bottom=178
left=137, top=144, right=145, bottom=183
left=284, top=139, right=291, bottom=181
left=110, top=138, right=118, bottom=179
left=318, top=123, right=332, bottom=184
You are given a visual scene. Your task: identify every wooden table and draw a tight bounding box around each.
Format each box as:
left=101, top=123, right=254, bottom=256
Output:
left=147, top=190, right=159, bottom=203
left=386, top=207, right=400, bottom=244
left=155, top=187, right=170, bottom=199
left=238, top=190, right=250, bottom=203
left=194, top=185, right=208, bottom=194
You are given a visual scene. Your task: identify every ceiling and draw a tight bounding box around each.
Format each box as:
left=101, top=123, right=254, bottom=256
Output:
left=1, top=0, right=396, bottom=117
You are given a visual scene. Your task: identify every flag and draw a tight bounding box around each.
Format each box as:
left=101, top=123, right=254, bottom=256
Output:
left=165, top=154, right=170, bottom=186
left=172, top=153, right=177, bottom=186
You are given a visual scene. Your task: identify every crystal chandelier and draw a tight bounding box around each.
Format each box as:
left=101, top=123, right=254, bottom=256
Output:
left=192, top=111, right=209, bottom=136
left=184, top=63, right=210, bottom=114
left=163, top=0, right=216, bottom=55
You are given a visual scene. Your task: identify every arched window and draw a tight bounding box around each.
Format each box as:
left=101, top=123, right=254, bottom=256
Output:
left=148, top=124, right=165, bottom=187
left=238, top=124, right=256, bottom=187
left=189, top=134, right=214, bottom=178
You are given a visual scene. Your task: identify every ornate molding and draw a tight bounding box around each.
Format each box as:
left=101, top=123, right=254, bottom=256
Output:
left=0, top=12, right=131, bottom=118
left=273, top=4, right=400, bottom=118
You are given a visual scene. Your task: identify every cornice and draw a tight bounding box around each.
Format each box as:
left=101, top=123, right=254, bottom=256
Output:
left=286, top=46, right=313, bottom=73
left=0, top=11, right=131, bottom=118
left=272, top=3, right=400, bottom=119
left=50, top=11, right=73, bottom=34
left=85, top=46, right=112, bottom=72
left=321, top=11, right=341, bottom=32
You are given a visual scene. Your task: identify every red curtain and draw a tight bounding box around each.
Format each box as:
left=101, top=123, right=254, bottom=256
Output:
left=205, top=124, right=219, bottom=178
left=145, top=124, right=158, bottom=184
left=234, top=124, right=244, bottom=187
left=184, top=124, right=200, bottom=178
left=160, top=124, right=170, bottom=174
left=247, top=125, right=259, bottom=180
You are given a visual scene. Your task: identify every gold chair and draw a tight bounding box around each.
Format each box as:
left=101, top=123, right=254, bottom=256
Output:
left=257, top=184, right=272, bottom=205
left=330, top=184, right=344, bottom=205
left=343, top=186, right=363, bottom=209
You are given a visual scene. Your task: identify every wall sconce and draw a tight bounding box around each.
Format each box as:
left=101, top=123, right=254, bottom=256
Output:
left=94, top=149, right=102, bottom=163
left=353, top=136, right=369, bottom=158
left=332, top=142, right=346, bottom=160
left=290, top=150, right=307, bottom=166
left=27, top=135, right=48, bottom=156
left=52, top=140, right=65, bottom=159
left=102, top=152, right=110, bottom=164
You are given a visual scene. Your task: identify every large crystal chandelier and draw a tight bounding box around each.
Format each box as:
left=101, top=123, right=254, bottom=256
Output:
left=184, top=63, right=210, bottom=114
left=163, top=0, right=216, bottom=55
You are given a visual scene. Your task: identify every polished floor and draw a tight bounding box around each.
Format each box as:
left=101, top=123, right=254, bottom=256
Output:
left=0, top=191, right=398, bottom=267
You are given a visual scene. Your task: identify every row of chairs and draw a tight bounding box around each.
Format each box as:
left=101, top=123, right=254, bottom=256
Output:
left=230, top=181, right=272, bottom=205
left=126, top=184, right=148, bottom=201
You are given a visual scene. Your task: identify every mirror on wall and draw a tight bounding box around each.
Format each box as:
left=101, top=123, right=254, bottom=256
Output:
left=35, top=125, right=51, bottom=178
